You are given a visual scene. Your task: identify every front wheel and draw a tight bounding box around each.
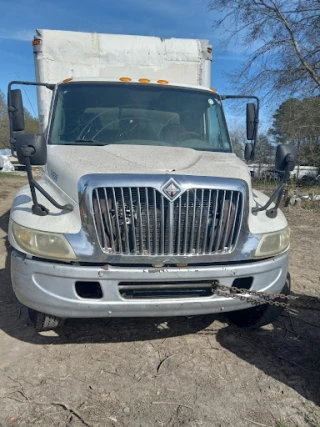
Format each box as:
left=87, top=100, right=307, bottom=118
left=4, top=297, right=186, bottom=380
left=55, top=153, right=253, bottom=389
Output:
left=225, top=274, right=290, bottom=329
left=28, top=308, right=64, bottom=332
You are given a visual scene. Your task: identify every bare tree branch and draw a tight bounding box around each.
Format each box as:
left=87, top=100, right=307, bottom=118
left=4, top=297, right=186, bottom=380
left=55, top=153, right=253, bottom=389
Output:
left=209, top=0, right=320, bottom=101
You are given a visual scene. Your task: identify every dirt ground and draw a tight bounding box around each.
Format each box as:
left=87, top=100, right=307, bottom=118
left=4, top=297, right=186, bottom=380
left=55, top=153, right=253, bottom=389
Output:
left=0, top=175, right=319, bottom=427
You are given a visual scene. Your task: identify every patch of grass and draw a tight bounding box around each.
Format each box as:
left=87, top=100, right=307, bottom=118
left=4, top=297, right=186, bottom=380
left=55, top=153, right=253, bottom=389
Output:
left=302, top=199, right=314, bottom=210
left=306, top=187, right=320, bottom=194
left=0, top=172, right=27, bottom=191
left=0, top=172, right=25, bottom=179
left=276, top=420, right=290, bottom=427
left=252, top=179, right=278, bottom=187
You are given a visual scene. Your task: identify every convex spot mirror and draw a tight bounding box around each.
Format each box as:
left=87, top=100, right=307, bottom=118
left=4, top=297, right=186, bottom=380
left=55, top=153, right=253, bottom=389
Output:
left=275, top=144, right=297, bottom=172
left=15, top=133, right=47, bottom=166
left=246, top=103, right=257, bottom=140
left=9, top=89, right=25, bottom=132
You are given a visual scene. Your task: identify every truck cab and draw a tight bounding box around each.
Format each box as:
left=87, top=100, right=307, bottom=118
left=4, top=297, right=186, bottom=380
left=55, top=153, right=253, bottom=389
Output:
left=7, top=30, right=295, bottom=331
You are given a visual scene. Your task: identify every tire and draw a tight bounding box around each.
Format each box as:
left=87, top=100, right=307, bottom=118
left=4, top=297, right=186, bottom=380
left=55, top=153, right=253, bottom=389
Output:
left=28, top=308, right=64, bottom=332
left=225, top=274, right=290, bottom=329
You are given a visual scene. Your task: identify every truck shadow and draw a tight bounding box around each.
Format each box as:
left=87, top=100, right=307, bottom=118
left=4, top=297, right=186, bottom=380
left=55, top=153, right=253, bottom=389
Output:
left=216, top=304, right=320, bottom=407
left=1, top=207, right=320, bottom=407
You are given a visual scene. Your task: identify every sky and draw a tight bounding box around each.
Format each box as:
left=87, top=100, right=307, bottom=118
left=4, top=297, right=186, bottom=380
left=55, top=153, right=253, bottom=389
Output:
left=0, top=0, right=265, bottom=130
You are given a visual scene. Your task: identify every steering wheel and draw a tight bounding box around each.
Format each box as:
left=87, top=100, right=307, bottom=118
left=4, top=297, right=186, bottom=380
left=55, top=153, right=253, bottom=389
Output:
left=179, top=131, right=203, bottom=141
left=77, top=110, right=116, bottom=141
left=92, top=116, right=161, bottom=141
left=156, top=109, right=197, bottom=138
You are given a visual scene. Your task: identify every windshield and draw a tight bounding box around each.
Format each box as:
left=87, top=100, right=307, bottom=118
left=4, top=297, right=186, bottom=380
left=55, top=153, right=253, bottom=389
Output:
left=49, top=83, right=232, bottom=152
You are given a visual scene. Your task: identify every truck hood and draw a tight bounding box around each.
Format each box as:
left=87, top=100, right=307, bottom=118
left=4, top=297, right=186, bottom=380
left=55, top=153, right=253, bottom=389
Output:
left=45, top=144, right=251, bottom=201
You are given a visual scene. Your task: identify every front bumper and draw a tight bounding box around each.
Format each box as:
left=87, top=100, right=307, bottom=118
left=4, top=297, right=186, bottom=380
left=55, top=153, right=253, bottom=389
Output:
left=11, top=250, right=289, bottom=318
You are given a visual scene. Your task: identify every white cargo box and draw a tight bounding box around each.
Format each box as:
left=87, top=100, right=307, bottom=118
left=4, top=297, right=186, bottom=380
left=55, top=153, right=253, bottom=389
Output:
left=33, top=29, right=212, bottom=132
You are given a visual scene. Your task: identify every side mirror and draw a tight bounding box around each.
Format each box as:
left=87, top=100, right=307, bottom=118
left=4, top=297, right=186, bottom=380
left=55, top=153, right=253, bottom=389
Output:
left=9, top=89, right=25, bottom=131
left=244, top=143, right=253, bottom=161
left=246, top=103, right=257, bottom=140
left=15, top=133, right=47, bottom=166
left=275, top=144, right=297, bottom=172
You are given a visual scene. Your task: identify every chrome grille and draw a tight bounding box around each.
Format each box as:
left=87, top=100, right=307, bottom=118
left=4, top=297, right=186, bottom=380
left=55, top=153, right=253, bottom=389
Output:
left=92, top=187, right=243, bottom=256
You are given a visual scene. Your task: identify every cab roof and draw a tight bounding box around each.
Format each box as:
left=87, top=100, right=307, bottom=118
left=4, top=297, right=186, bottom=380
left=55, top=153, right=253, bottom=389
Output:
left=58, top=77, right=219, bottom=95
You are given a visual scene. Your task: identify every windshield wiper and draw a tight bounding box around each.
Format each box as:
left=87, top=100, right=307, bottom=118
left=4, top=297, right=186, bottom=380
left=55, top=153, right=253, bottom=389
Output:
left=74, top=139, right=106, bottom=145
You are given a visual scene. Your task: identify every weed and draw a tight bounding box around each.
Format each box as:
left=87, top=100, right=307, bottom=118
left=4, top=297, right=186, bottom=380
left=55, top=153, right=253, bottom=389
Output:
left=0, top=172, right=23, bottom=179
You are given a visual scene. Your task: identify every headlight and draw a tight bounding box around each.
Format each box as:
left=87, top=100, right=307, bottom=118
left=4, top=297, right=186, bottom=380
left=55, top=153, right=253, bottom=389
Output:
left=12, top=222, right=77, bottom=261
left=254, top=227, right=290, bottom=258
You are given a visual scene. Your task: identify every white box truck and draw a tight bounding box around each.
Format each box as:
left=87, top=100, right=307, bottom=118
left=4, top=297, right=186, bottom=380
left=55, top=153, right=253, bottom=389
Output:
left=7, top=30, right=296, bottom=331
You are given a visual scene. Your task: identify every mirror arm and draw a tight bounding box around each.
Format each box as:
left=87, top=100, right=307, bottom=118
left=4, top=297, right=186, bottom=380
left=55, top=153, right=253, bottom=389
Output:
left=252, top=182, right=286, bottom=216
left=22, top=146, right=73, bottom=216
left=8, top=81, right=72, bottom=216
left=31, top=178, right=74, bottom=214
left=8, top=81, right=55, bottom=156
left=253, top=147, right=297, bottom=218
left=273, top=188, right=284, bottom=210
left=24, top=157, right=49, bottom=216
left=252, top=161, right=292, bottom=218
